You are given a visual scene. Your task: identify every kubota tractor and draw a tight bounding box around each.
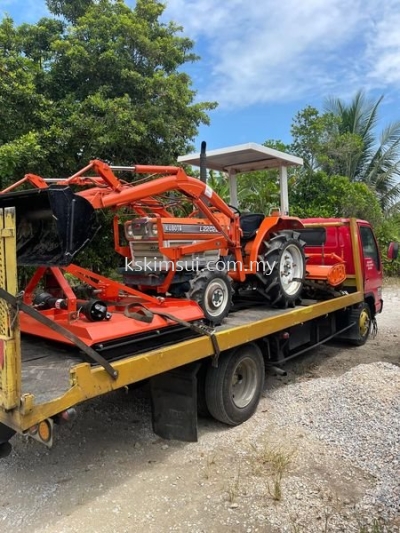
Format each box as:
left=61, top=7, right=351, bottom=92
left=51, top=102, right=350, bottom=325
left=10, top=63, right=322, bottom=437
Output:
left=0, top=144, right=344, bottom=358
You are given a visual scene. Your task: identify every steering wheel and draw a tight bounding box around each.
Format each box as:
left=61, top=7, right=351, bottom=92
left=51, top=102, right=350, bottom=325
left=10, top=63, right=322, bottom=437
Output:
left=228, top=204, right=241, bottom=216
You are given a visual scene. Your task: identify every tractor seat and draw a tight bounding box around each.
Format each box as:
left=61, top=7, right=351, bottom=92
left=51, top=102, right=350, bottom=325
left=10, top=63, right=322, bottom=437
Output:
left=239, top=213, right=265, bottom=241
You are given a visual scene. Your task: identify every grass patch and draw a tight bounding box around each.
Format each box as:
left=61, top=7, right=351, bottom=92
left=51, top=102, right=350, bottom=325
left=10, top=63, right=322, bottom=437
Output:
left=226, top=463, right=241, bottom=503
left=202, top=454, right=216, bottom=480
left=358, top=518, right=387, bottom=532
left=250, top=441, right=295, bottom=502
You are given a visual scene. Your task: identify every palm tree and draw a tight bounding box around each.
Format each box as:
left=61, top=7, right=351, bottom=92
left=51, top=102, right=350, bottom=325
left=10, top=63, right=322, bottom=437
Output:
left=324, top=90, right=400, bottom=213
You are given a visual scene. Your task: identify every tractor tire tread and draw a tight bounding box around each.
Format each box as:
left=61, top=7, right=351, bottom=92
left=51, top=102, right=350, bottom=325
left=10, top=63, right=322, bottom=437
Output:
left=263, top=230, right=305, bottom=308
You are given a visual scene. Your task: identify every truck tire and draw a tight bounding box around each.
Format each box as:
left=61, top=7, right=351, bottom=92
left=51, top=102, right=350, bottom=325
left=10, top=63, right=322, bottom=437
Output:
left=0, top=422, right=15, bottom=458
left=204, top=343, right=265, bottom=426
left=0, top=422, right=15, bottom=443
left=348, top=302, right=372, bottom=346
left=189, top=270, right=232, bottom=324
left=263, top=231, right=306, bottom=308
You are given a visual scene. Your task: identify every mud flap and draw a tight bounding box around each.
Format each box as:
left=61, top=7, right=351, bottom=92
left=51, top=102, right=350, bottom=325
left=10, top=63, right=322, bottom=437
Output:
left=0, top=186, right=99, bottom=265
left=150, top=362, right=200, bottom=442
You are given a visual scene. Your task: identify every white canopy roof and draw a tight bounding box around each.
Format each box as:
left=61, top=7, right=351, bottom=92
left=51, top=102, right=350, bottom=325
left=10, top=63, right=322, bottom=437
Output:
left=178, top=142, right=303, bottom=174
left=178, top=143, right=302, bottom=215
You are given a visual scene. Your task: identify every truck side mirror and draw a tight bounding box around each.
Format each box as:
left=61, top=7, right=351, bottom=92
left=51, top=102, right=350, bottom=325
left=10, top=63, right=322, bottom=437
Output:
left=388, top=242, right=399, bottom=260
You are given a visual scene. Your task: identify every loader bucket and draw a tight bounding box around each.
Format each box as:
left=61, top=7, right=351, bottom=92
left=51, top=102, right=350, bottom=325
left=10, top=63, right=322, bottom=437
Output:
left=0, top=186, right=99, bottom=266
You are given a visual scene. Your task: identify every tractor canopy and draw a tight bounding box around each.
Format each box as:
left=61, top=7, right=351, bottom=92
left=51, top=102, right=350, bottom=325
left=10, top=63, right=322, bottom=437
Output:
left=0, top=186, right=99, bottom=266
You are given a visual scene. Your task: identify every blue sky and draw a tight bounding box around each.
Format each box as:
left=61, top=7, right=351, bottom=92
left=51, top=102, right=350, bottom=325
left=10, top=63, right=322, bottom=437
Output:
left=2, top=0, right=400, bottom=154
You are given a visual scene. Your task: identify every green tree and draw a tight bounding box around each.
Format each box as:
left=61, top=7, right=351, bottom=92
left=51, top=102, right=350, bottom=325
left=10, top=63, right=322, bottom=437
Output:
left=207, top=171, right=230, bottom=202
left=0, top=0, right=217, bottom=273
left=0, top=0, right=216, bottom=185
left=289, top=171, right=383, bottom=229
left=325, top=91, right=400, bottom=212
left=46, top=0, right=94, bottom=23
left=375, top=214, right=400, bottom=276
left=237, top=171, right=280, bottom=214
left=290, top=92, right=400, bottom=213
left=290, top=106, right=339, bottom=172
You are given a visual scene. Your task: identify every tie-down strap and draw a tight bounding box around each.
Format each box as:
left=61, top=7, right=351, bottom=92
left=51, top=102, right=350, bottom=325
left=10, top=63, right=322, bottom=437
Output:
left=0, top=287, right=118, bottom=380
left=124, top=303, right=221, bottom=365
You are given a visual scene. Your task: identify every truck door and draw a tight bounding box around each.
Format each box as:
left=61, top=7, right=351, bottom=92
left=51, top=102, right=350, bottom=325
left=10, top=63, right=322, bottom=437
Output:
left=358, top=223, right=382, bottom=313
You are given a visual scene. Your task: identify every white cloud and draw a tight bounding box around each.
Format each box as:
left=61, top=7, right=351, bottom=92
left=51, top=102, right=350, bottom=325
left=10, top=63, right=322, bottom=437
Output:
left=165, top=0, right=400, bottom=108
left=366, top=1, right=400, bottom=85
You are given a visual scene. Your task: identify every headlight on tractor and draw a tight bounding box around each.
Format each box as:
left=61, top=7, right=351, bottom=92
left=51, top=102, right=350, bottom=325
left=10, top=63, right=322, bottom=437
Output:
left=125, top=219, right=159, bottom=240
left=125, top=221, right=144, bottom=240
left=125, top=223, right=135, bottom=239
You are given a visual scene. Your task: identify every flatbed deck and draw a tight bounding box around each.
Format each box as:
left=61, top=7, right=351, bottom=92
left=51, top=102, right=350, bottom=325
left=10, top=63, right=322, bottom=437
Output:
left=19, top=297, right=348, bottom=406
left=21, top=305, right=294, bottom=403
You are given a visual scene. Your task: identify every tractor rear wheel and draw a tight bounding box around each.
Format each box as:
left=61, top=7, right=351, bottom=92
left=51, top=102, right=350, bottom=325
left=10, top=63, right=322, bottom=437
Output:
left=188, top=270, right=232, bottom=325
left=263, top=231, right=306, bottom=308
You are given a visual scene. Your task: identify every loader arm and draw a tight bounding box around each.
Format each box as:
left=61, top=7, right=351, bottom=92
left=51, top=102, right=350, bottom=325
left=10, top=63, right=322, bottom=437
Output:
left=67, top=161, right=239, bottom=249
left=81, top=161, right=237, bottom=239
left=0, top=160, right=240, bottom=266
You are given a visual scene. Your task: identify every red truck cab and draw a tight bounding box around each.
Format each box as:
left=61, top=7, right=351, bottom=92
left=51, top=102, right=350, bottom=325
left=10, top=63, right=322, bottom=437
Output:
left=300, top=218, right=383, bottom=316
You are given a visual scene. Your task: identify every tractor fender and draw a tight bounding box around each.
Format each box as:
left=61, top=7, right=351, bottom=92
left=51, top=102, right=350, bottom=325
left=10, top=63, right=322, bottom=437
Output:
left=247, top=216, right=305, bottom=264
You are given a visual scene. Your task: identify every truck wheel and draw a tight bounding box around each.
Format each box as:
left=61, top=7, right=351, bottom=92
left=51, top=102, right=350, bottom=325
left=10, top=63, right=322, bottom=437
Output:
left=349, top=303, right=371, bottom=346
left=263, top=231, right=306, bottom=308
left=189, top=270, right=232, bottom=324
left=0, top=422, right=15, bottom=443
left=204, top=343, right=265, bottom=426
left=0, top=423, right=15, bottom=458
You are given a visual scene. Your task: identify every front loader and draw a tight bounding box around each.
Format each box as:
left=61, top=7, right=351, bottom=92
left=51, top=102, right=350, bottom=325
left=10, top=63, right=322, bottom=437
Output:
left=0, top=146, right=344, bottom=360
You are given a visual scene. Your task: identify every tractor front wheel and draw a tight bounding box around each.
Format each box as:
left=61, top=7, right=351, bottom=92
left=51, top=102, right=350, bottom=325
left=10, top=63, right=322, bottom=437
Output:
left=189, top=270, right=232, bottom=325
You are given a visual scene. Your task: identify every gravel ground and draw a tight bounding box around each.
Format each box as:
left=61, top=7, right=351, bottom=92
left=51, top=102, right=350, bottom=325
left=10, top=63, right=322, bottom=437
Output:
left=1, top=285, right=400, bottom=533
left=265, top=362, right=400, bottom=531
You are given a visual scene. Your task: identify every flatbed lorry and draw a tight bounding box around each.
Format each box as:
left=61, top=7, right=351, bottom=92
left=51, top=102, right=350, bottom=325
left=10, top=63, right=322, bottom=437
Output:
left=0, top=144, right=384, bottom=456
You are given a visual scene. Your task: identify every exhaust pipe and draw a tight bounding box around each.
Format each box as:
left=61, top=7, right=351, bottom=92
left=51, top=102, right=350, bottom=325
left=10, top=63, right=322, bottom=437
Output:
left=0, top=186, right=99, bottom=266
left=199, top=141, right=207, bottom=184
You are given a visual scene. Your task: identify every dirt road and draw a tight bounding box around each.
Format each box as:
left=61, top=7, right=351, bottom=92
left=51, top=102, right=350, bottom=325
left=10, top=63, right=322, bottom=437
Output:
left=1, top=285, right=399, bottom=533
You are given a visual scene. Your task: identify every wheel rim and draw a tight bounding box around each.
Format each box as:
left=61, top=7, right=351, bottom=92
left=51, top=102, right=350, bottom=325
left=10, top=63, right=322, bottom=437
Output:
left=204, top=278, right=229, bottom=318
left=359, top=309, right=370, bottom=337
left=230, top=357, right=258, bottom=408
left=279, top=244, right=304, bottom=296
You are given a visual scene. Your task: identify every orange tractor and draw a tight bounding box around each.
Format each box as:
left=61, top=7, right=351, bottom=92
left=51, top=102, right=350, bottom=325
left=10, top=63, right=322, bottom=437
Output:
left=0, top=144, right=344, bottom=361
